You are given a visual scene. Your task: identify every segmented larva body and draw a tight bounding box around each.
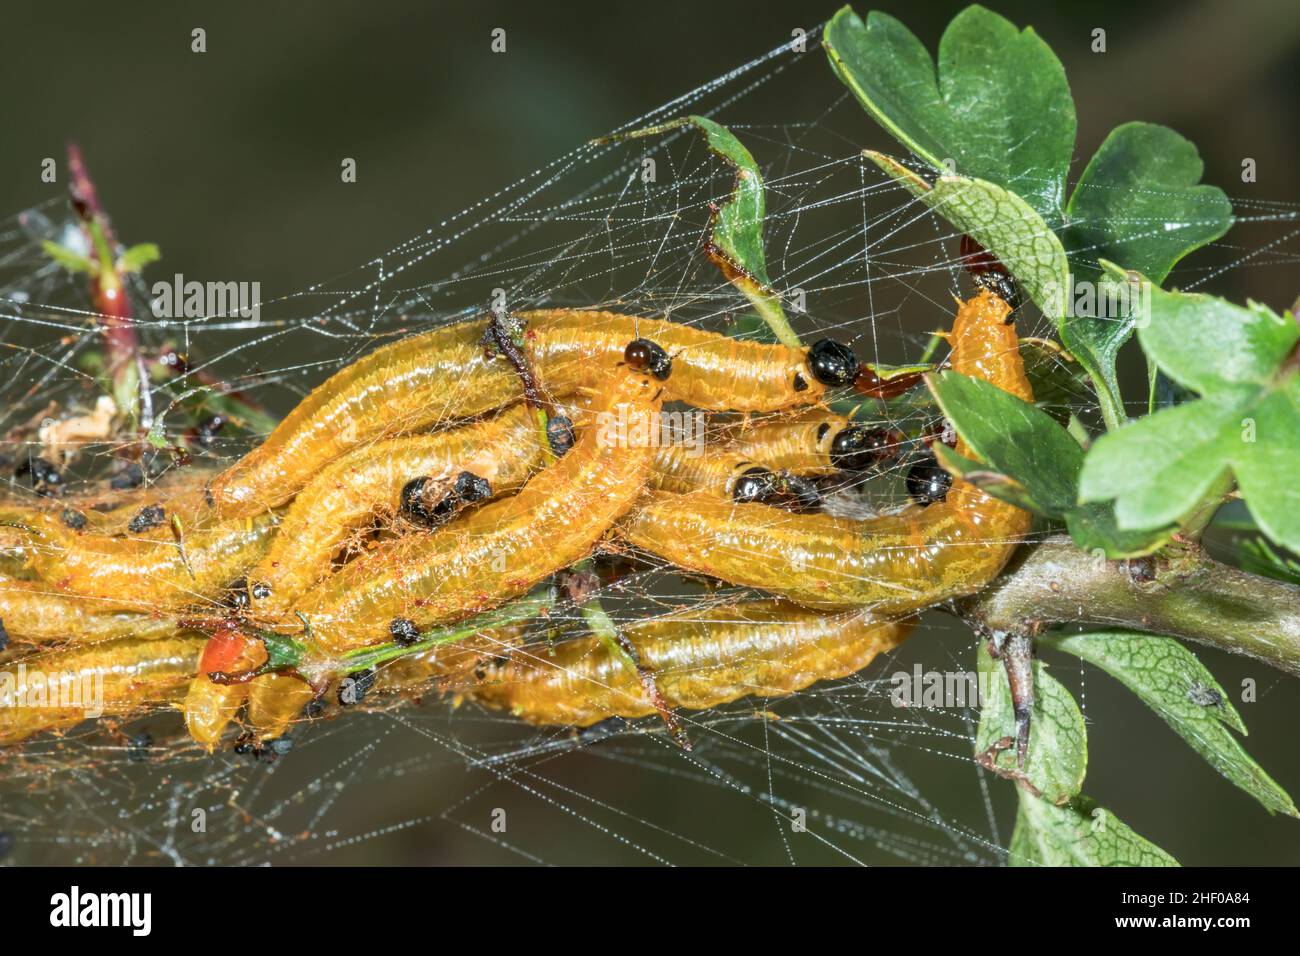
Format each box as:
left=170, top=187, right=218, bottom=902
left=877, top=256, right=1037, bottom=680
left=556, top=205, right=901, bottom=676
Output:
left=205, top=321, right=535, bottom=518
left=650, top=444, right=764, bottom=498
left=205, top=311, right=840, bottom=519
left=723, top=408, right=860, bottom=475
left=13, top=513, right=279, bottom=613
left=464, top=601, right=913, bottom=726
left=248, top=402, right=547, bottom=612
left=0, top=467, right=218, bottom=539
left=291, top=361, right=665, bottom=655
left=0, top=635, right=204, bottom=745
left=516, top=311, right=828, bottom=412
left=245, top=673, right=316, bottom=741
left=77, top=467, right=222, bottom=536
left=0, top=575, right=179, bottom=644
left=619, top=291, right=1033, bottom=611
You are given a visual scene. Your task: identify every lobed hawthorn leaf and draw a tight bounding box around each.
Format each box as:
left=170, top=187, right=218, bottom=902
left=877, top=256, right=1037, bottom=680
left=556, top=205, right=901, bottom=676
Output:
left=975, top=642, right=1086, bottom=804
left=1008, top=792, right=1179, bottom=867
left=823, top=5, right=1074, bottom=226
left=928, top=369, right=1170, bottom=555
left=1043, top=631, right=1298, bottom=817
left=865, top=153, right=1070, bottom=323
left=828, top=8, right=1233, bottom=432
left=1080, top=273, right=1300, bottom=552
left=1060, top=125, right=1234, bottom=427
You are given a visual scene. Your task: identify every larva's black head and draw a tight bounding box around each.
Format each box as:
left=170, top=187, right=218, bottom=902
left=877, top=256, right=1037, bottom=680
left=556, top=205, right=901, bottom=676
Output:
left=830, top=425, right=899, bottom=473
left=453, top=471, right=492, bottom=503
left=807, top=339, right=859, bottom=387
left=624, top=338, right=673, bottom=380
left=906, top=456, right=952, bottom=505
left=389, top=617, right=421, bottom=647
left=732, top=467, right=779, bottom=504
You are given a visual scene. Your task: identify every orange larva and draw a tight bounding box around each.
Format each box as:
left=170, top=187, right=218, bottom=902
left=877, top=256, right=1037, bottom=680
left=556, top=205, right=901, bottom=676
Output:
left=204, top=311, right=855, bottom=519
left=0, top=635, right=205, bottom=745
left=463, top=600, right=913, bottom=726
left=618, top=291, right=1033, bottom=612
left=0, top=574, right=180, bottom=644
left=290, top=358, right=667, bottom=655
left=10, top=512, right=279, bottom=614
left=246, top=402, right=549, bottom=613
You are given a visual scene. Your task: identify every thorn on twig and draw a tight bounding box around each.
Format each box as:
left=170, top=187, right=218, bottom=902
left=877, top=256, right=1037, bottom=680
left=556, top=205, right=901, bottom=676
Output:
left=990, top=631, right=1035, bottom=768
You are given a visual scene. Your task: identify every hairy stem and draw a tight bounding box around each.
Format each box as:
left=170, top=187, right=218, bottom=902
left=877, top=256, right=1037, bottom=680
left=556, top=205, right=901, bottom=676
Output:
left=963, top=535, right=1300, bottom=677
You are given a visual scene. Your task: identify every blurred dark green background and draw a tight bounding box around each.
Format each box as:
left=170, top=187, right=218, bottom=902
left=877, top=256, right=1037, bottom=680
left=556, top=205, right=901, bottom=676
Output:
left=1, top=0, right=1298, bottom=866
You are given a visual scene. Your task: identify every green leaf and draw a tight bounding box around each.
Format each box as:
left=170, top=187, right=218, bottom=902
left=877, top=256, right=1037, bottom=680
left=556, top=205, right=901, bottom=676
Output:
left=1063, top=503, right=1172, bottom=559
left=1080, top=394, right=1246, bottom=528
left=975, top=642, right=1086, bottom=804
left=823, top=5, right=1074, bottom=224
left=41, top=240, right=95, bottom=275
left=928, top=369, right=1170, bottom=555
left=1020, top=338, right=1091, bottom=424
left=866, top=152, right=1070, bottom=323
left=831, top=8, right=1234, bottom=433
left=605, top=116, right=800, bottom=347
left=1065, top=124, right=1233, bottom=287
left=930, top=370, right=1081, bottom=514
left=1043, top=631, right=1297, bottom=817
left=1058, top=125, right=1232, bottom=430
left=1009, top=793, right=1179, bottom=866
left=1136, top=276, right=1298, bottom=394
left=933, top=444, right=1044, bottom=514
left=1080, top=276, right=1300, bottom=551
left=726, top=310, right=778, bottom=344
left=117, top=242, right=161, bottom=274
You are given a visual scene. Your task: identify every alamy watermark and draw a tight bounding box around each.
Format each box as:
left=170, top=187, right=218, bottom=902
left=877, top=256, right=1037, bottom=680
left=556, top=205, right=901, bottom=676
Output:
left=891, top=664, right=990, bottom=709
left=0, top=664, right=104, bottom=718
left=595, top=407, right=706, bottom=457
left=50, top=886, right=151, bottom=936
left=151, top=273, right=261, bottom=323
left=1044, top=272, right=1152, bottom=326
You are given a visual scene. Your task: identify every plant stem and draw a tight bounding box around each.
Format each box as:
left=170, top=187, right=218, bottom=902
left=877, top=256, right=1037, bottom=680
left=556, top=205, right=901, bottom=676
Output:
left=67, top=142, right=144, bottom=426
left=963, top=535, right=1300, bottom=677
left=739, top=282, right=803, bottom=349
left=338, top=585, right=556, bottom=674
left=569, top=558, right=690, bottom=747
